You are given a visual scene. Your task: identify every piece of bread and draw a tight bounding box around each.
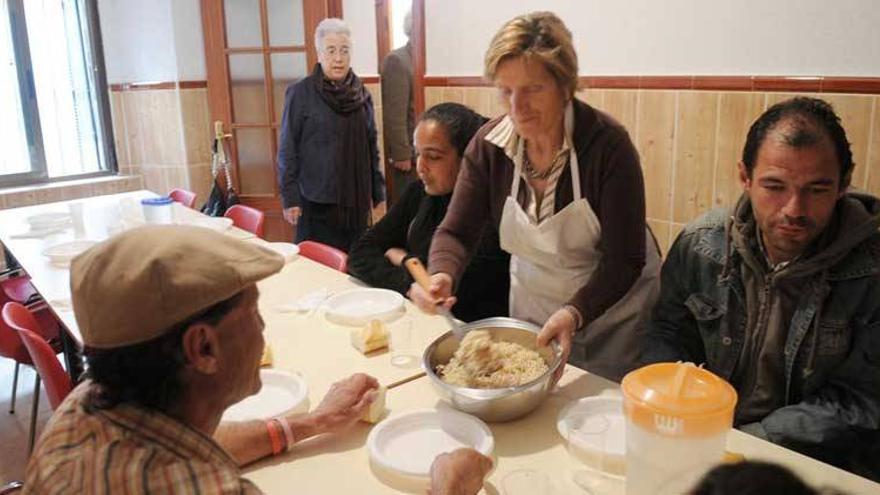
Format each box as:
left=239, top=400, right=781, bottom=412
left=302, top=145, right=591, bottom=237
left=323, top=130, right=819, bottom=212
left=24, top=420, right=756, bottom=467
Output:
left=351, top=319, right=389, bottom=354
left=260, top=344, right=273, bottom=367
left=361, top=386, right=387, bottom=423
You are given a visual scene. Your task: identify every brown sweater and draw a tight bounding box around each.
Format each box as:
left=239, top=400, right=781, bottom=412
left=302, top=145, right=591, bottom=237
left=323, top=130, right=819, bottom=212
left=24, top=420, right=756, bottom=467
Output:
left=429, top=99, right=646, bottom=327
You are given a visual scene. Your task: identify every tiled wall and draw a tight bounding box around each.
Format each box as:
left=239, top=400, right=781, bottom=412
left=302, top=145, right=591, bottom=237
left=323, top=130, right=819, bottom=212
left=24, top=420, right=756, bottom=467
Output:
left=425, top=87, right=880, bottom=254
left=109, top=87, right=213, bottom=207
left=109, top=82, right=384, bottom=211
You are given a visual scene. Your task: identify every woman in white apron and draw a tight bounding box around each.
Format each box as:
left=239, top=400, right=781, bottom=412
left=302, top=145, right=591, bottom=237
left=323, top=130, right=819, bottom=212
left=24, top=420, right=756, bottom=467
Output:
left=412, top=12, right=660, bottom=382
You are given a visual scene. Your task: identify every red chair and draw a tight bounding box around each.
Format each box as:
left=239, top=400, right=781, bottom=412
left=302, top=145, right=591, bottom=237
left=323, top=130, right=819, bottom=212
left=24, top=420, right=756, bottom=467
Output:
left=2, top=303, right=71, bottom=454
left=299, top=241, right=348, bottom=272
left=168, top=188, right=197, bottom=209
left=224, top=204, right=265, bottom=238
left=0, top=274, right=60, bottom=413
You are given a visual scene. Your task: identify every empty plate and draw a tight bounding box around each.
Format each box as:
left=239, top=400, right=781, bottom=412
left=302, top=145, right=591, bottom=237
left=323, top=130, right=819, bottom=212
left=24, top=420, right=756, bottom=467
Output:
left=41, top=240, right=98, bottom=265
left=324, top=288, right=405, bottom=326
left=187, top=216, right=234, bottom=232
left=557, top=396, right=626, bottom=476
left=367, top=408, right=494, bottom=478
left=27, top=212, right=71, bottom=230
left=222, top=369, right=308, bottom=422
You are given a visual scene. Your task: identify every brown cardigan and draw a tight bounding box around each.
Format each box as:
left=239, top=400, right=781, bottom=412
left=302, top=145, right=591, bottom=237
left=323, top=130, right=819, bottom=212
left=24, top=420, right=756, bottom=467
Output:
left=428, top=99, right=647, bottom=328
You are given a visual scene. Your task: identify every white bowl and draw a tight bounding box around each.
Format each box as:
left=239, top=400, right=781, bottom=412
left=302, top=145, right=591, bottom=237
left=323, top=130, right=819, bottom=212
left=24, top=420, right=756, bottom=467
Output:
left=557, top=396, right=627, bottom=476
left=367, top=408, right=494, bottom=479
left=41, top=240, right=98, bottom=266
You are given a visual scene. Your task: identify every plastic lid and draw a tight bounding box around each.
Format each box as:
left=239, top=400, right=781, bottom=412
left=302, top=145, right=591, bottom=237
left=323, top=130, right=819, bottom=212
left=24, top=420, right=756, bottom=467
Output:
left=141, top=197, right=173, bottom=205
left=620, top=363, right=737, bottom=437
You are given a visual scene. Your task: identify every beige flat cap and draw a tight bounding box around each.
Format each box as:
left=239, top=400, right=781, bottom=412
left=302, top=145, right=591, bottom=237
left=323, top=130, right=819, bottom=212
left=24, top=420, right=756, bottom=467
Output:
left=70, top=225, right=284, bottom=348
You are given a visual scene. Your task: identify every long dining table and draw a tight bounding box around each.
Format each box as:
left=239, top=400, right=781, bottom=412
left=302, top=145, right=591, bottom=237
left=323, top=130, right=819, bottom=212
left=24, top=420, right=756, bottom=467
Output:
left=1, top=190, right=878, bottom=494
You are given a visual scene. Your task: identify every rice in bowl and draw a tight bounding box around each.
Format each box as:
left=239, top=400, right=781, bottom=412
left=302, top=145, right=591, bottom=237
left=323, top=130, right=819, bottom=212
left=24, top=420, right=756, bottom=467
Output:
left=438, top=330, right=549, bottom=388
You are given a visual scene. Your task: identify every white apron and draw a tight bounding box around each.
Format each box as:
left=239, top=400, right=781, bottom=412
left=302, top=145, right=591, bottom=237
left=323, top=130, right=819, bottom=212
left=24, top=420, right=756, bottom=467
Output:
left=498, top=111, right=661, bottom=382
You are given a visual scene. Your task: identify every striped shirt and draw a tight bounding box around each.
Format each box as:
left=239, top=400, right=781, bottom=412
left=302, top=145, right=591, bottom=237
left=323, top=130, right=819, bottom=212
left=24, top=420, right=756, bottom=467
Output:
left=24, top=381, right=261, bottom=495
left=484, top=112, right=572, bottom=224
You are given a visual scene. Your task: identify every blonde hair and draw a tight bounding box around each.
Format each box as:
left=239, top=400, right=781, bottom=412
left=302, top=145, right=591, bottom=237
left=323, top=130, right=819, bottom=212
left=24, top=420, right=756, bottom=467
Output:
left=484, top=12, right=578, bottom=98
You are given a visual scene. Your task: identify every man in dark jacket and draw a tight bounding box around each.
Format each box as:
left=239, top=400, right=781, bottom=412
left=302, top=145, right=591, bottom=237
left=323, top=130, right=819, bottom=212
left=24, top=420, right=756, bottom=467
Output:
left=643, top=97, right=880, bottom=481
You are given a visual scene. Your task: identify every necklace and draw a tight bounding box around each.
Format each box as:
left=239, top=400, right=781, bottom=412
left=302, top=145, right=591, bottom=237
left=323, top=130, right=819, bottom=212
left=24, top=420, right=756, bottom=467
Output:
left=523, top=147, right=566, bottom=180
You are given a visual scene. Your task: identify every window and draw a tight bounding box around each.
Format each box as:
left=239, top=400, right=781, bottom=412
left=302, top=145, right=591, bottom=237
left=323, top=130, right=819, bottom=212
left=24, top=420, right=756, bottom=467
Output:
left=0, top=0, right=114, bottom=188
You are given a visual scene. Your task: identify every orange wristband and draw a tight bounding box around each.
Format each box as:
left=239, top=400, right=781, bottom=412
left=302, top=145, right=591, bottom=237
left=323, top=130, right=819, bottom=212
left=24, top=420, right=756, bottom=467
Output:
left=265, top=419, right=283, bottom=456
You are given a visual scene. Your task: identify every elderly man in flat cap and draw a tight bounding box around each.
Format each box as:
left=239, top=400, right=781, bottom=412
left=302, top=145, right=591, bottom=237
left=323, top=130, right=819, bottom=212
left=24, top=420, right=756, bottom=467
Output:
left=22, top=226, right=491, bottom=494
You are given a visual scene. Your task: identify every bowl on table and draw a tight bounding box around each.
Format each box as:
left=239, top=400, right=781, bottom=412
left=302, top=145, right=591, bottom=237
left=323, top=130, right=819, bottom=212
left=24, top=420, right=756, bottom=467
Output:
left=422, top=317, right=563, bottom=422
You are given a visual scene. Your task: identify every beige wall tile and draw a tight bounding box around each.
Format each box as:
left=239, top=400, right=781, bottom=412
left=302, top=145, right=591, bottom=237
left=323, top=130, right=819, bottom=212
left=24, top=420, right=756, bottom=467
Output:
left=714, top=92, right=765, bottom=210
left=866, top=98, right=880, bottom=196
left=163, top=166, right=190, bottom=192
left=637, top=91, right=676, bottom=222
left=673, top=92, right=718, bottom=224
left=188, top=164, right=214, bottom=210
left=442, top=87, right=464, bottom=104
left=366, top=83, right=381, bottom=110
left=424, top=88, right=442, bottom=110
left=109, top=91, right=130, bottom=167
left=140, top=164, right=165, bottom=193
left=647, top=219, right=670, bottom=257
left=153, top=90, right=186, bottom=165
left=576, top=89, right=604, bottom=109
left=602, top=90, right=639, bottom=138
left=180, top=89, right=212, bottom=165
left=822, top=94, right=873, bottom=189
left=122, top=91, right=147, bottom=166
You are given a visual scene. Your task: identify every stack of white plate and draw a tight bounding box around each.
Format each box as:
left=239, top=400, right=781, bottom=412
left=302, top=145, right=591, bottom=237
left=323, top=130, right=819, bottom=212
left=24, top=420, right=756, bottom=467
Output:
left=41, top=240, right=98, bottom=266
left=323, top=288, right=406, bottom=326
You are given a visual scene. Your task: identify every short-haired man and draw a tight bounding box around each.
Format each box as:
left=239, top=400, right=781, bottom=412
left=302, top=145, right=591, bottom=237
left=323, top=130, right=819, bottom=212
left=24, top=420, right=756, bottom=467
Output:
left=643, top=97, right=880, bottom=480
left=23, top=226, right=491, bottom=493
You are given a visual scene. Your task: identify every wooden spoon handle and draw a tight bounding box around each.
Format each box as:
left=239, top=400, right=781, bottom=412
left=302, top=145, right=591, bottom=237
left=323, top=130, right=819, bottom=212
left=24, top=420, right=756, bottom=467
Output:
left=404, top=258, right=433, bottom=290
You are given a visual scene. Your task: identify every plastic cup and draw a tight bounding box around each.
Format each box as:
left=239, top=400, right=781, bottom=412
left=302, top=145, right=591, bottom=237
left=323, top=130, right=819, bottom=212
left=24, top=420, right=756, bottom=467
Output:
left=567, top=414, right=621, bottom=494
left=141, top=197, right=175, bottom=224
left=67, top=202, right=86, bottom=237
left=501, top=469, right=555, bottom=495
left=390, top=315, right=419, bottom=368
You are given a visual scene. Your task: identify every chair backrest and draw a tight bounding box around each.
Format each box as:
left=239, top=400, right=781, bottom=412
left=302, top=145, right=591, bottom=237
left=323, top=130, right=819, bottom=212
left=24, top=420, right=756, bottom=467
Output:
left=2, top=303, right=72, bottom=409
left=298, top=241, right=348, bottom=272
left=224, top=204, right=265, bottom=237
left=168, top=188, right=197, bottom=209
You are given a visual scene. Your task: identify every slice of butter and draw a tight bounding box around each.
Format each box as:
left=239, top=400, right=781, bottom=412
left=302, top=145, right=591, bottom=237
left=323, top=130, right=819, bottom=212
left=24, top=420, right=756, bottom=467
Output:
left=260, top=344, right=273, bottom=367
left=350, top=319, right=389, bottom=354
left=361, top=386, right=387, bottom=423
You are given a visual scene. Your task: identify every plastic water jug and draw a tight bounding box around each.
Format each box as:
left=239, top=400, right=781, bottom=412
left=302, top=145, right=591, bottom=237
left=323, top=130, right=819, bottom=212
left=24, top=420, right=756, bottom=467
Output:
left=621, top=363, right=737, bottom=495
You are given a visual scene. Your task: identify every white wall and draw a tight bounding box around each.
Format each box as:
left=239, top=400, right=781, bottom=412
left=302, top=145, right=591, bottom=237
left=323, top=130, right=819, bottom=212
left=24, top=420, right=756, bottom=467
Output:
left=343, top=0, right=378, bottom=76
left=426, top=0, right=880, bottom=76
left=98, top=0, right=178, bottom=83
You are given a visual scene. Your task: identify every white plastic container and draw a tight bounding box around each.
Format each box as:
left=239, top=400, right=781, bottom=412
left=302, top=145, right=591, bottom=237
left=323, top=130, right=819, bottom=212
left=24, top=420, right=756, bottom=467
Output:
left=621, top=363, right=737, bottom=495
left=141, top=197, right=175, bottom=224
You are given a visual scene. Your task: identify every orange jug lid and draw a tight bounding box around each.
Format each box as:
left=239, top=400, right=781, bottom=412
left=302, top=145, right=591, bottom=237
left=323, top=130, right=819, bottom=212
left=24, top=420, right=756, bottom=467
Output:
left=621, top=363, right=737, bottom=437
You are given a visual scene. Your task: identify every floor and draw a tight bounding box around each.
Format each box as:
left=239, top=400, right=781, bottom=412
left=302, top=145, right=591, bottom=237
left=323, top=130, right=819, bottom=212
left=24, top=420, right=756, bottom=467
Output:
left=0, top=357, right=53, bottom=485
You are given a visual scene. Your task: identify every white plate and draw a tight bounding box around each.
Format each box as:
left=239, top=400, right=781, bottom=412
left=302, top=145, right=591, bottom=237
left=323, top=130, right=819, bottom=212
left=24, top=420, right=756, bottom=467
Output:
left=222, top=369, right=308, bottom=422
left=557, top=396, right=626, bottom=475
left=367, top=408, right=494, bottom=478
left=41, top=240, right=98, bottom=265
left=324, top=288, right=405, bottom=326
left=27, top=212, right=71, bottom=230
left=187, top=216, right=234, bottom=232
left=266, top=242, right=299, bottom=263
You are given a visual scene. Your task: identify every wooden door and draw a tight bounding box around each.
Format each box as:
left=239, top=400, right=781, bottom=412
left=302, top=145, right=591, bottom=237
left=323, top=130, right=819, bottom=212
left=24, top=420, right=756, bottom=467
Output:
left=201, top=0, right=342, bottom=241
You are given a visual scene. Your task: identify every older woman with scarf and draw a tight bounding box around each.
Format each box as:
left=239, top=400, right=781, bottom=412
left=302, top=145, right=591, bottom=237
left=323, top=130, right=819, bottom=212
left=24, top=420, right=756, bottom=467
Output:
left=277, top=18, right=384, bottom=251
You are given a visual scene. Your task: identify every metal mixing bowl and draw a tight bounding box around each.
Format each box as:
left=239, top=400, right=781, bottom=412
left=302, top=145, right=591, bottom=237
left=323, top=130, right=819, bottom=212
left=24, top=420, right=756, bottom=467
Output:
left=422, top=317, right=563, bottom=422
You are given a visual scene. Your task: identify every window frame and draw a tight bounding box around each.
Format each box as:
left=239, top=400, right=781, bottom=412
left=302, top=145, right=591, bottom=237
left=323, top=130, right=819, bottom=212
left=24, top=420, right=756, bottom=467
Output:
left=0, top=0, right=117, bottom=189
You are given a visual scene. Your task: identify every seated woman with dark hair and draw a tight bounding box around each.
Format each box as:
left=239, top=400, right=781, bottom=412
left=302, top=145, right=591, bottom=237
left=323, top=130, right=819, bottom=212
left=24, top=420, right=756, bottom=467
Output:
left=349, top=103, right=509, bottom=322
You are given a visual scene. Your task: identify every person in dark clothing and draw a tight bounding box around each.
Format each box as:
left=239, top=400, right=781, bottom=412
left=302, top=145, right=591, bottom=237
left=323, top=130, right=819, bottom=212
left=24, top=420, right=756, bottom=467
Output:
left=643, top=97, right=880, bottom=481
left=689, top=462, right=820, bottom=495
left=277, top=18, right=385, bottom=252
left=348, top=103, right=509, bottom=322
